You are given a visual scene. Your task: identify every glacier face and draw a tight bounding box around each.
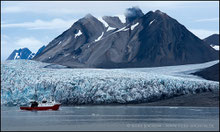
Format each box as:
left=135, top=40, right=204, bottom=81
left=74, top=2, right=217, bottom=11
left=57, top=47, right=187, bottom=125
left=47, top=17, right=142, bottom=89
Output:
left=1, top=60, right=219, bottom=106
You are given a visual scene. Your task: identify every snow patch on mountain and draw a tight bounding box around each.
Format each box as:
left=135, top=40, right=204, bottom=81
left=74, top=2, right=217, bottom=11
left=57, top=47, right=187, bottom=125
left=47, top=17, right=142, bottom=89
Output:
left=95, top=32, right=104, bottom=42
left=64, top=53, right=70, bottom=57
left=1, top=60, right=219, bottom=106
left=149, top=19, right=155, bottom=26
left=123, top=28, right=129, bottom=31
left=107, top=26, right=116, bottom=32
left=211, top=45, right=219, bottom=50
left=14, top=53, right=20, bottom=59
left=116, top=26, right=129, bottom=33
left=131, top=22, right=139, bottom=30
left=58, top=41, right=62, bottom=45
left=28, top=53, right=36, bottom=60
left=98, top=17, right=109, bottom=27
left=116, top=15, right=126, bottom=24
left=75, top=30, right=82, bottom=38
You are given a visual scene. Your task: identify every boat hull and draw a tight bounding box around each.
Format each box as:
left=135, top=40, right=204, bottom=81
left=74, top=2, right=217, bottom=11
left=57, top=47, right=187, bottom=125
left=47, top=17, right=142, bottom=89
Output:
left=20, top=104, right=61, bottom=111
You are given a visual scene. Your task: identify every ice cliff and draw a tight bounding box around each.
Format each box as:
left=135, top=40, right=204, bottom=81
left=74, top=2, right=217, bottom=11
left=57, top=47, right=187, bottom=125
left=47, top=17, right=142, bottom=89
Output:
left=1, top=60, right=219, bottom=106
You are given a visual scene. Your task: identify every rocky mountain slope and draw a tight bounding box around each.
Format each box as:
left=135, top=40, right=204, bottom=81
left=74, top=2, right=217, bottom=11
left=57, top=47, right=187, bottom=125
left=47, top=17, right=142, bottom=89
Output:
left=204, top=34, right=219, bottom=46
left=203, top=34, right=219, bottom=50
left=33, top=8, right=219, bottom=68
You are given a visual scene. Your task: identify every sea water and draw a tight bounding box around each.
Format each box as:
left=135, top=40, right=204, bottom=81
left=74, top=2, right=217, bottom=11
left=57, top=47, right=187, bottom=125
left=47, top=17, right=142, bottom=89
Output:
left=1, top=106, right=219, bottom=131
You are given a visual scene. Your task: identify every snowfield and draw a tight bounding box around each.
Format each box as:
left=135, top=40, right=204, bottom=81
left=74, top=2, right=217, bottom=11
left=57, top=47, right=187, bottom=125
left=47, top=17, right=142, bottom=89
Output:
left=1, top=60, right=219, bottom=106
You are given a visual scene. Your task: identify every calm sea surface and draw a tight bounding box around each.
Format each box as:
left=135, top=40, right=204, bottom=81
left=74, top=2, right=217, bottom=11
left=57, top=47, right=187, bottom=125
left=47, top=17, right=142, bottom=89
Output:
left=1, top=106, right=219, bottom=131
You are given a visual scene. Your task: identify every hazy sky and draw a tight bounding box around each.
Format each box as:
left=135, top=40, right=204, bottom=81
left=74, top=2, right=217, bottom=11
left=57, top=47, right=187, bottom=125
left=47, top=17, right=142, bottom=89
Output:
left=1, top=1, right=219, bottom=61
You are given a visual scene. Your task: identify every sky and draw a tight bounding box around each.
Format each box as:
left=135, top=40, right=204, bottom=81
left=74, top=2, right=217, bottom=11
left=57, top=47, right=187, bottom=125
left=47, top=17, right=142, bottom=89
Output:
left=1, top=1, right=219, bottom=62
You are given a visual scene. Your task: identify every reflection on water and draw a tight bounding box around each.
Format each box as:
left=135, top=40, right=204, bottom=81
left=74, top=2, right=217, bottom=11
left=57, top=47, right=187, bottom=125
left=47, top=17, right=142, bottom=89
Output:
left=1, top=106, right=219, bottom=131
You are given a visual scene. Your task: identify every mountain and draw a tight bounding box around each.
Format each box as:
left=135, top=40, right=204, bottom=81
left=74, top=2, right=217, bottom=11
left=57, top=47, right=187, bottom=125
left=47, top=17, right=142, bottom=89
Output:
left=7, top=45, right=46, bottom=61
left=203, top=34, right=219, bottom=50
left=125, top=7, right=144, bottom=23
left=35, top=45, right=46, bottom=57
left=7, top=48, right=33, bottom=60
left=204, top=34, right=219, bottom=45
left=33, top=8, right=219, bottom=68
left=102, top=16, right=125, bottom=29
left=192, top=63, right=219, bottom=81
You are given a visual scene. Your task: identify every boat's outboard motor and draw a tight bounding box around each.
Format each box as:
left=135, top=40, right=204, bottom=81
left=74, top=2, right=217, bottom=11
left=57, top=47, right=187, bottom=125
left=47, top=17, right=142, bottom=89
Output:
left=31, top=101, right=39, bottom=107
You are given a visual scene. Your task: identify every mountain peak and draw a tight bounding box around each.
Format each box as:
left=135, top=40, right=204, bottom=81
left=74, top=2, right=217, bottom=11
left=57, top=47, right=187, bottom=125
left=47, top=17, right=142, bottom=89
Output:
left=124, top=6, right=144, bottom=23
left=155, top=10, right=163, bottom=13
left=76, top=13, right=100, bottom=25
left=102, top=16, right=124, bottom=28
left=78, top=13, right=99, bottom=23
left=33, top=8, right=219, bottom=68
left=203, top=34, right=219, bottom=46
left=84, top=13, right=95, bottom=19
left=154, top=10, right=167, bottom=16
left=20, top=47, right=29, bottom=51
left=7, top=48, right=32, bottom=60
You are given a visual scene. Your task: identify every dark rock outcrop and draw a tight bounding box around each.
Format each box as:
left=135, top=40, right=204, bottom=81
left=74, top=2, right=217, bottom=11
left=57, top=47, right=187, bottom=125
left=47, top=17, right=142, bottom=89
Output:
left=192, top=63, right=219, bottom=81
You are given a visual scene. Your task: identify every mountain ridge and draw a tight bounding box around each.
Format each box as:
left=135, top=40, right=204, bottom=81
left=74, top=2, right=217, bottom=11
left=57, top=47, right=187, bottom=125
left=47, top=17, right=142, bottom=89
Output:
left=203, top=34, right=219, bottom=51
left=30, top=8, right=219, bottom=68
left=7, top=48, right=33, bottom=60
left=7, top=46, right=46, bottom=60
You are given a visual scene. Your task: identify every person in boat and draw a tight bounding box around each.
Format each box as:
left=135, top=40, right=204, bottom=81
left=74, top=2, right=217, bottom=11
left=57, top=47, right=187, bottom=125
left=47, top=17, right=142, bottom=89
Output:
left=42, top=98, right=47, bottom=103
left=30, top=101, right=39, bottom=107
left=31, top=89, right=38, bottom=107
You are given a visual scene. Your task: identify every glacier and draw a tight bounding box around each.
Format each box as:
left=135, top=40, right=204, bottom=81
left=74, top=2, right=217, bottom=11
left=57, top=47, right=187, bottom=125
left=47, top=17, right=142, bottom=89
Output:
left=1, top=60, right=219, bottom=106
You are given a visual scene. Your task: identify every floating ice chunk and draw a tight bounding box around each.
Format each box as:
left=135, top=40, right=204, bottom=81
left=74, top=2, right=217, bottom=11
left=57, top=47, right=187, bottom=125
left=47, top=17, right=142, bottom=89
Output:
left=149, top=19, right=155, bottom=26
left=131, top=22, right=139, bottom=30
left=95, top=32, right=104, bottom=42
left=75, top=30, right=82, bottom=38
left=169, top=107, right=178, bottom=109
